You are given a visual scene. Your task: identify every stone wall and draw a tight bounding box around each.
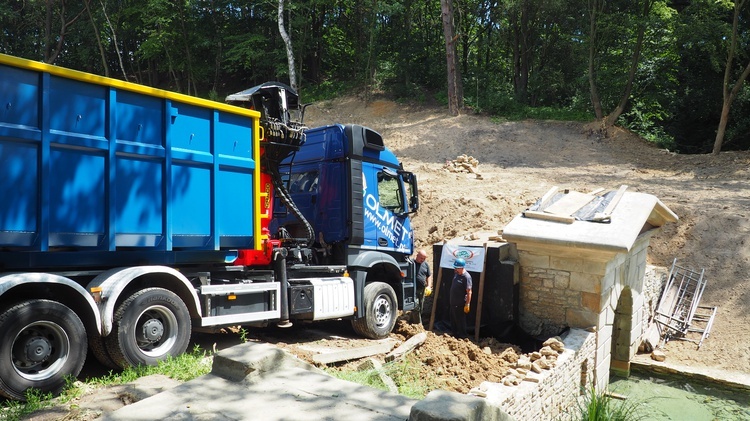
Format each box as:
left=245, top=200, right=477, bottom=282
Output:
left=482, top=328, right=596, bottom=421
left=514, top=231, right=660, bottom=390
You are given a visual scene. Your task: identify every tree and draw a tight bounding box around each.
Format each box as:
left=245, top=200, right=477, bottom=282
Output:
left=441, top=0, right=463, bottom=115
left=44, top=1, right=86, bottom=63
left=588, top=0, right=657, bottom=129
left=278, top=0, right=298, bottom=92
left=713, top=0, right=750, bottom=154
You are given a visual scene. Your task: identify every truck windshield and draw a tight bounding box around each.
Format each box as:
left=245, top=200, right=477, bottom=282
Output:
left=377, top=171, right=403, bottom=213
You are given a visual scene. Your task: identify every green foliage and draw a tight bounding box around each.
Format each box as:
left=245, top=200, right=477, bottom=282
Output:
left=303, top=80, right=360, bottom=103
left=1, top=0, right=749, bottom=153
left=90, top=345, right=211, bottom=385
left=0, top=388, right=55, bottom=420
left=324, top=354, right=434, bottom=400
left=623, top=99, right=677, bottom=150
left=0, top=346, right=212, bottom=421
left=473, top=89, right=591, bottom=122
left=574, top=386, right=648, bottom=421
left=238, top=327, right=250, bottom=343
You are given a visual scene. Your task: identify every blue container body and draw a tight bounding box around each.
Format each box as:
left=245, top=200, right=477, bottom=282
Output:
left=0, top=54, right=261, bottom=259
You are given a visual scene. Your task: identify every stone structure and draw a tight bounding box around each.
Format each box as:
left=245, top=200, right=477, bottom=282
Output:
left=482, top=328, right=596, bottom=420
left=503, top=191, right=677, bottom=390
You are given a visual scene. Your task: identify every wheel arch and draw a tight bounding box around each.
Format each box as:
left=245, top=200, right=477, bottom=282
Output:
left=0, top=273, right=102, bottom=338
left=88, top=266, right=201, bottom=336
left=348, top=251, right=405, bottom=317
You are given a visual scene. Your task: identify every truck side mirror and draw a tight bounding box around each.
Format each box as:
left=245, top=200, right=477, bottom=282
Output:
left=410, top=195, right=419, bottom=212
left=400, top=171, right=419, bottom=213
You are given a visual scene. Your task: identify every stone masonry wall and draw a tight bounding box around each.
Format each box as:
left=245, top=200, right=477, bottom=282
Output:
left=482, top=328, right=596, bottom=421
left=515, top=231, right=658, bottom=390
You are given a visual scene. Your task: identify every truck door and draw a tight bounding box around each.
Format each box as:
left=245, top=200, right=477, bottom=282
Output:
left=361, top=165, right=413, bottom=254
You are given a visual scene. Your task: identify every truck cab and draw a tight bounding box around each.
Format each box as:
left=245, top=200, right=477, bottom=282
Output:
left=271, top=123, right=420, bottom=338
left=273, top=124, right=418, bottom=262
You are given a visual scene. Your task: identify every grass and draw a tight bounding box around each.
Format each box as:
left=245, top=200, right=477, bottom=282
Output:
left=0, top=345, right=212, bottom=421
left=573, top=386, right=647, bottom=421
left=324, top=354, right=434, bottom=400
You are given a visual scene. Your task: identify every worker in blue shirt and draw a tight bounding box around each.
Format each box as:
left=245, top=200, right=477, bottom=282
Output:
left=449, top=258, right=472, bottom=338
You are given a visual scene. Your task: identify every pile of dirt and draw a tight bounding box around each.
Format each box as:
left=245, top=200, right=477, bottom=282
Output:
left=390, top=320, right=521, bottom=393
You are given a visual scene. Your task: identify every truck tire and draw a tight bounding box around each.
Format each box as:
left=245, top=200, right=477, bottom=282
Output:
left=88, top=334, right=120, bottom=370
left=351, top=282, right=398, bottom=339
left=0, top=300, right=87, bottom=400
left=105, top=288, right=191, bottom=368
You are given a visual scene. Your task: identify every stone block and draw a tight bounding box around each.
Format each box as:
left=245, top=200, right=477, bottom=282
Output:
left=581, top=292, right=601, bottom=312
left=569, top=272, right=601, bottom=294
left=211, top=342, right=317, bottom=382
left=553, top=274, right=570, bottom=289
left=518, top=251, right=550, bottom=269
left=549, top=256, right=583, bottom=272
left=409, top=390, right=515, bottom=421
left=610, top=359, right=631, bottom=378
left=565, top=307, right=598, bottom=328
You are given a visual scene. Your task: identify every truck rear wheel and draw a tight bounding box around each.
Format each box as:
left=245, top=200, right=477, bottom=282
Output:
left=351, top=282, right=397, bottom=339
left=0, top=300, right=87, bottom=400
left=88, top=334, right=120, bottom=370
left=105, top=288, right=191, bottom=368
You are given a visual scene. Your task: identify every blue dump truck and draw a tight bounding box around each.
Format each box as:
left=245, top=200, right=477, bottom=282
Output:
left=0, top=53, right=419, bottom=400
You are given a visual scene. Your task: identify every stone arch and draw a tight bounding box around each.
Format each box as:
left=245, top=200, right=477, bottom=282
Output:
left=611, top=285, right=634, bottom=376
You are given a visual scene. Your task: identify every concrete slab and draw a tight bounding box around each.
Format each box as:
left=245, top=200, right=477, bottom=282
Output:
left=104, top=341, right=417, bottom=421
left=104, top=367, right=415, bottom=421
left=410, top=390, right=515, bottom=421
left=631, top=354, right=750, bottom=392
left=504, top=191, right=678, bottom=254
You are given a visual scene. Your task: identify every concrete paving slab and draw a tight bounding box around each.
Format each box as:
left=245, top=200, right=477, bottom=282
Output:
left=104, top=367, right=416, bottom=421
left=104, top=341, right=417, bottom=421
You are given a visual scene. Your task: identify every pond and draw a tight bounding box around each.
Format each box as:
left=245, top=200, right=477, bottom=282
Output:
left=608, top=372, right=750, bottom=420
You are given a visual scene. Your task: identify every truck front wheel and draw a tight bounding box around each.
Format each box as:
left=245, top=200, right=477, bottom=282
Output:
left=105, top=288, right=191, bottom=368
left=0, top=300, right=87, bottom=400
left=351, top=282, right=398, bottom=339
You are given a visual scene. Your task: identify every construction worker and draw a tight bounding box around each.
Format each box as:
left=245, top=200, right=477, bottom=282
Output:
left=449, top=258, right=472, bottom=338
left=411, top=249, right=433, bottom=324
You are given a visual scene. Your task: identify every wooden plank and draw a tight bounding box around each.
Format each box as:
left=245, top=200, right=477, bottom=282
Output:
left=543, top=191, right=595, bottom=216
left=358, top=358, right=399, bottom=393
left=602, top=185, right=628, bottom=216
left=428, top=241, right=447, bottom=332
left=537, top=186, right=559, bottom=209
left=385, top=332, right=428, bottom=362
left=311, top=342, right=395, bottom=365
left=474, top=243, right=489, bottom=342
left=523, top=210, right=575, bottom=224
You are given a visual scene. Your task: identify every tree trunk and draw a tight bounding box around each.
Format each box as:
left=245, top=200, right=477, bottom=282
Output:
left=99, top=0, right=128, bottom=80
left=588, top=0, right=603, bottom=119
left=713, top=0, right=750, bottom=154
left=713, top=61, right=750, bottom=153
left=278, top=0, right=298, bottom=93
left=511, top=0, right=531, bottom=103
left=441, top=0, right=463, bottom=116
left=84, top=0, right=110, bottom=77
left=44, top=2, right=85, bottom=64
left=603, top=0, right=652, bottom=128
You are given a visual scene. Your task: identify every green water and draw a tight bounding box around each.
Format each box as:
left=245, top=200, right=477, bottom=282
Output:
left=608, top=373, right=750, bottom=420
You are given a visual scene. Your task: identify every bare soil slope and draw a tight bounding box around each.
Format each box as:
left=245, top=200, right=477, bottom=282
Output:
left=306, top=96, right=750, bottom=375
